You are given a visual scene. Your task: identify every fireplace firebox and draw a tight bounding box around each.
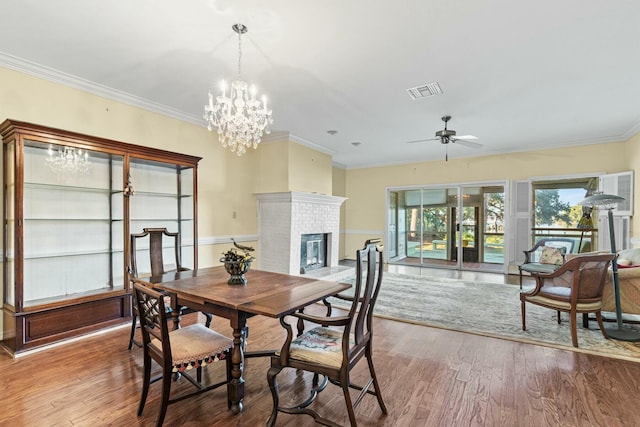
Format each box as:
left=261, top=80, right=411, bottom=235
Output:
left=300, top=233, right=327, bottom=274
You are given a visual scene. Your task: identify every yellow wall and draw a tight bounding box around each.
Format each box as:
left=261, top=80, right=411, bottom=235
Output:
left=256, top=140, right=290, bottom=193
left=288, top=142, right=333, bottom=194
left=626, top=132, right=640, bottom=235
left=255, top=138, right=332, bottom=194
left=341, top=142, right=633, bottom=258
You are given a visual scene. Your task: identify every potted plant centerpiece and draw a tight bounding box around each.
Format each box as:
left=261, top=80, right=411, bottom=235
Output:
left=221, top=238, right=255, bottom=285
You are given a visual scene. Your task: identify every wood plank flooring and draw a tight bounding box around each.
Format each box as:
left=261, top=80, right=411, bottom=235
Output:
left=1, top=300, right=639, bottom=427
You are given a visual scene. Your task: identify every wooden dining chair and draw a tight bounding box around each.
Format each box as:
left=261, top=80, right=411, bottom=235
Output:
left=520, top=252, right=614, bottom=347
left=133, top=282, right=232, bottom=427
left=266, top=239, right=388, bottom=427
left=128, top=227, right=212, bottom=349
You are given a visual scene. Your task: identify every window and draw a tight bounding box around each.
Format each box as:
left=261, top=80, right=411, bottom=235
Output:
left=532, top=177, right=598, bottom=252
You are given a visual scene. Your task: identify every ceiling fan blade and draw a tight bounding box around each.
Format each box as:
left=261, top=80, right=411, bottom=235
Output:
left=455, top=135, right=478, bottom=140
left=451, top=138, right=482, bottom=149
left=405, top=137, right=439, bottom=144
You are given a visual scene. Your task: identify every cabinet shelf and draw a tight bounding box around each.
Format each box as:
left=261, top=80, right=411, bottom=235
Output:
left=23, top=287, right=125, bottom=310
left=130, top=218, right=193, bottom=222
left=24, top=218, right=125, bottom=222
left=24, top=249, right=125, bottom=260
left=133, top=190, right=193, bottom=198
left=24, top=181, right=123, bottom=194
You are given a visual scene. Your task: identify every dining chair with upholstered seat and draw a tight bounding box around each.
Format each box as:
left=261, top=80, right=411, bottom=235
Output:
left=520, top=252, right=615, bottom=347
left=128, top=227, right=212, bottom=349
left=133, top=281, right=232, bottom=427
left=266, top=239, right=388, bottom=427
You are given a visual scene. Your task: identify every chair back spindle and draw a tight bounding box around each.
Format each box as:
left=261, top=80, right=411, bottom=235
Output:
left=351, top=239, right=384, bottom=352
left=131, top=227, right=183, bottom=279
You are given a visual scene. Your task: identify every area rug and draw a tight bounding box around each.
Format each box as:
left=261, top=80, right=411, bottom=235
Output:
left=319, top=269, right=640, bottom=361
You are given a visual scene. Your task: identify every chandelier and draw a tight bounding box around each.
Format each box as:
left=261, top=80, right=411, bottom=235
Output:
left=45, top=144, right=90, bottom=175
left=203, top=23, right=273, bottom=156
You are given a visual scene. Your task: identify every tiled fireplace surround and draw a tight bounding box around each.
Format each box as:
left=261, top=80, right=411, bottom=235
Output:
left=256, top=192, right=346, bottom=275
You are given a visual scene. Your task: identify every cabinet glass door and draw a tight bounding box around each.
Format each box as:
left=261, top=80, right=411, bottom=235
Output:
left=129, top=158, right=195, bottom=275
left=4, top=140, right=15, bottom=306
left=21, top=141, right=124, bottom=306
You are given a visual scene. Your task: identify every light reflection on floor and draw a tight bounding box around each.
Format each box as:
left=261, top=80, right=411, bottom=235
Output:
left=305, top=259, right=533, bottom=287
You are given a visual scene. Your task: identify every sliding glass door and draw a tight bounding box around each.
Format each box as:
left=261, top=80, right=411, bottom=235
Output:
left=387, top=183, right=505, bottom=272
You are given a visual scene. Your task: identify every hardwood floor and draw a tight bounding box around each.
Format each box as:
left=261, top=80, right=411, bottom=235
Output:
left=1, top=296, right=639, bottom=427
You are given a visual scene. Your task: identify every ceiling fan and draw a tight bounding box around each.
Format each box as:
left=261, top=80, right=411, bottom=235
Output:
left=406, top=115, right=481, bottom=161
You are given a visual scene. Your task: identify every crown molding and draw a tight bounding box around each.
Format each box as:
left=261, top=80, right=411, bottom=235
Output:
left=261, top=130, right=336, bottom=156
left=623, top=119, right=640, bottom=140
left=0, top=51, right=204, bottom=126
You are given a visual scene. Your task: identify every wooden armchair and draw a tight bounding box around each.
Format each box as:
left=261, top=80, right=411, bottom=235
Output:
left=518, top=238, right=576, bottom=289
left=266, top=239, right=388, bottom=426
left=128, top=227, right=212, bottom=349
left=520, top=253, right=614, bottom=347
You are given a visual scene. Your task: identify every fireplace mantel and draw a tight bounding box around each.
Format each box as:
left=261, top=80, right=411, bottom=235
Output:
left=256, top=192, right=346, bottom=275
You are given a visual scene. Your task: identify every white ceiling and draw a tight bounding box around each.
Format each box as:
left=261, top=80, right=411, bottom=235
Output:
left=1, top=0, right=639, bottom=168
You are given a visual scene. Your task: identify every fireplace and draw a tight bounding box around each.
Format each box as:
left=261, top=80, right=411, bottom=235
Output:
left=300, top=233, right=327, bottom=273
left=256, top=192, right=346, bottom=275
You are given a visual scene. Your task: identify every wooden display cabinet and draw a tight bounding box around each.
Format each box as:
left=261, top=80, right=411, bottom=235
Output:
left=1, top=120, right=200, bottom=354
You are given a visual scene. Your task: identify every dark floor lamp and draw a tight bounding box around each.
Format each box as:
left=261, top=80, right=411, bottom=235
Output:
left=579, top=193, right=640, bottom=341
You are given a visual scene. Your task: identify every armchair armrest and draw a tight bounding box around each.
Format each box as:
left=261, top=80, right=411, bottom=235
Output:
left=523, top=253, right=615, bottom=296
left=332, top=293, right=355, bottom=302
left=536, top=253, right=616, bottom=279
left=522, top=247, right=537, bottom=264
left=288, top=311, right=350, bottom=328
left=321, top=292, right=358, bottom=316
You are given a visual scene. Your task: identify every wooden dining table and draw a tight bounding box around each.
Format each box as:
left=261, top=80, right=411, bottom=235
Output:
left=145, top=266, right=351, bottom=414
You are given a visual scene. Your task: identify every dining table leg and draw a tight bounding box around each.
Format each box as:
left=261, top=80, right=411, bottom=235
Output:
left=228, top=315, right=247, bottom=414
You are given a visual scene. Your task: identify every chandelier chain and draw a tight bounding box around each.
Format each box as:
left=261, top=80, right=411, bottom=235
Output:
left=237, top=28, right=242, bottom=76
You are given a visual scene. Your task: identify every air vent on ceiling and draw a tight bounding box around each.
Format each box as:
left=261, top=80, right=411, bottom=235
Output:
left=406, top=81, right=443, bottom=100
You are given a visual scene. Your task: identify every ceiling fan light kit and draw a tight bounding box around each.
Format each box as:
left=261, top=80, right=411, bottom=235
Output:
left=435, top=115, right=457, bottom=142
left=405, top=115, right=481, bottom=161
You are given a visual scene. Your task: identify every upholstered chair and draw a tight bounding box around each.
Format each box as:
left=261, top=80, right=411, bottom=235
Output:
left=520, top=253, right=615, bottom=347
left=133, top=281, right=232, bottom=427
left=267, top=239, right=388, bottom=426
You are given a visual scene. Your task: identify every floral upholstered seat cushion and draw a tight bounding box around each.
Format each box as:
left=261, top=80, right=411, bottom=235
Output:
left=150, top=323, right=231, bottom=372
left=285, top=327, right=354, bottom=369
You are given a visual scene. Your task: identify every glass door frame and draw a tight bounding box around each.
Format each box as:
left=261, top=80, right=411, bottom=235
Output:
left=386, top=181, right=508, bottom=273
